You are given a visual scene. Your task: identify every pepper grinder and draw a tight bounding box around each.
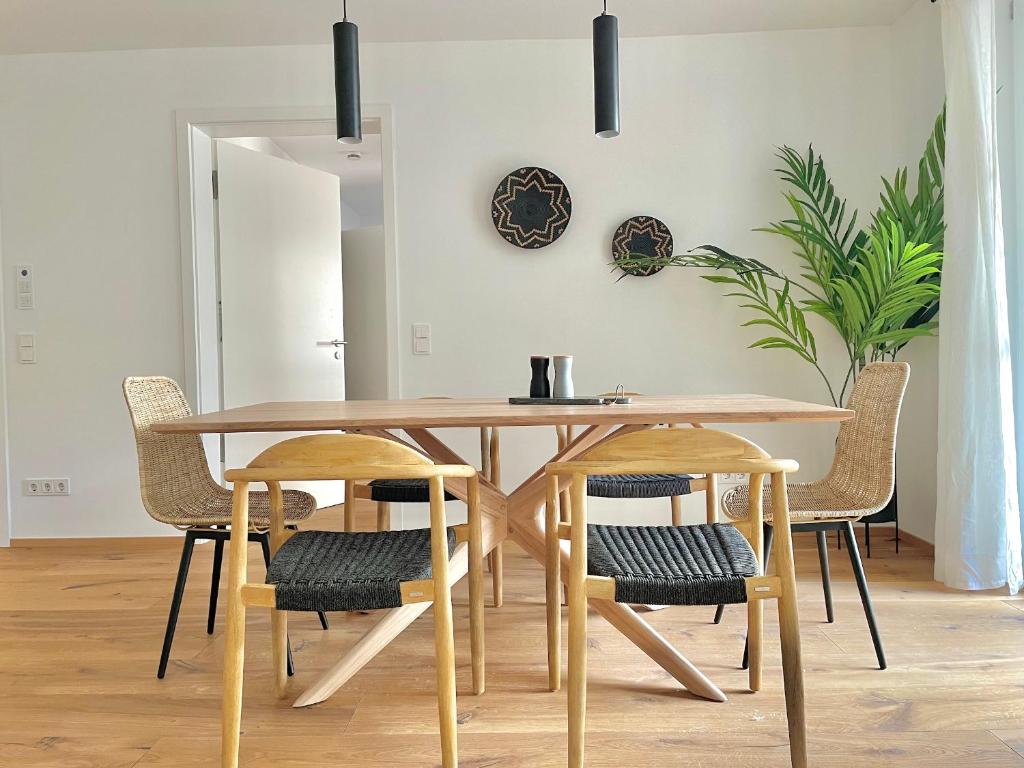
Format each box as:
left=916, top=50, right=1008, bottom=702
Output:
left=553, top=355, right=575, bottom=398
left=529, top=356, right=551, bottom=398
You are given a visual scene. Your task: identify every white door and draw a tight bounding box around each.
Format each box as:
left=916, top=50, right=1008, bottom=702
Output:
left=216, top=139, right=346, bottom=505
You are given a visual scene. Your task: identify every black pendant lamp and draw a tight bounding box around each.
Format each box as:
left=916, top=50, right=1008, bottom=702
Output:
left=593, top=0, right=620, bottom=138
left=334, top=0, right=362, bottom=144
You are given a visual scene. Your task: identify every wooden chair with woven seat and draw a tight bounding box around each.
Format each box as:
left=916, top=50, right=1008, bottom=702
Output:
left=716, top=361, right=910, bottom=671
left=350, top=398, right=504, bottom=607
left=122, top=376, right=329, bottom=679
left=544, top=427, right=807, bottom=768
left=220, top=434, right=485, bottom=768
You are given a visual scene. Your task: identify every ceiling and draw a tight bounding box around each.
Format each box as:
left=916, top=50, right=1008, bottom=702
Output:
left=1, top=0, right=919, bottom=55
left=274, top=133, right=381, bottom=188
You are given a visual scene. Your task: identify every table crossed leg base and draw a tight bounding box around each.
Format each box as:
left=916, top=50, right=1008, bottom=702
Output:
left=292, top=424, right=726, bottom=707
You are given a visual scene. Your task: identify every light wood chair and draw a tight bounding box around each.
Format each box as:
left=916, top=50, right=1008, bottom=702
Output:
left=220, top=434, right=485, bottom=768
left=122, top=376, right=328, bottom=679
left=544, top=428, right=806, bottom=768
left=718, top=362, right=910, bottom=670
left=351, top=401, right=504, bottom=607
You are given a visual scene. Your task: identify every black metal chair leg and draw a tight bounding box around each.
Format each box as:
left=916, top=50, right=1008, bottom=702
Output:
left=207, top=531, right=225, bottom=635
left=865, top=521, right=872, bottom=558
left=815, top=530, right=835, bottom=623
left=712, top=604, right=725, bottom=624
left=260, top=534, right=295, bottom=677
left=842, top=521, right=887, bottom=670
left=158, top=531, right=197, bottom=679
left=742, top=523, right=773, bottom=670
left=894, top=489, right=900, bottom=554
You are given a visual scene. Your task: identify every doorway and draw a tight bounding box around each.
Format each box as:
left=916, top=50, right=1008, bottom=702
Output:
left=175, top=106, right=400, bottom=492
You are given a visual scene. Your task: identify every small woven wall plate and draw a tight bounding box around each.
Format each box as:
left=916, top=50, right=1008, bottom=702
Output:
left=491, top=166, right=572, bottom=249
left=612, top=215, right=673, bottom=276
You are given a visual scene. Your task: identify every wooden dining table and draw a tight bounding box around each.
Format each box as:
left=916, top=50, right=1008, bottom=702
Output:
left=153, top=395, right=852, bottom=707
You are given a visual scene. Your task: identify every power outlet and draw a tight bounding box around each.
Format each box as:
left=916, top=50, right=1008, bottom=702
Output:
left=718, top=472, right=749, bottom=485
left=24, top=477, right=71, bottom=496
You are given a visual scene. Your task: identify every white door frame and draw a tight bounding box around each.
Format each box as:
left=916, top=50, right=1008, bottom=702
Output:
left=174, top=105, right=401, bottom=415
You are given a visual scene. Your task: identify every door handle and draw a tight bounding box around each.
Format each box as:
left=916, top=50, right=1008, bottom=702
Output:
left=316, top=339, right=348, bottom=347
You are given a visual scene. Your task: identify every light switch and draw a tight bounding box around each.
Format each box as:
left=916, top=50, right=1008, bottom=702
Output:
left=15, top=265, right=33, bottom=310
left=412, top=323, right=431, bottom=355
left=16, top=333, right=36, bottom=364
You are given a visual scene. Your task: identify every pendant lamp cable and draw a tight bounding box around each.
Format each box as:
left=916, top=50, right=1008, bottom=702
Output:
left=343, top=0, right=348, bottom=21
left=602, top=0, right=607, bottom=15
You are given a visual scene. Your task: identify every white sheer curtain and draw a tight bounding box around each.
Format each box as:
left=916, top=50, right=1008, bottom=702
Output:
left=934, top=0, right=1022, bottom=591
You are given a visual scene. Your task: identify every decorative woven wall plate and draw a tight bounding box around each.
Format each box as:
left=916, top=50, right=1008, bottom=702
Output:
left=491, top=167, right=572, bottom=249
left=612, top=215, right=673, bottom=276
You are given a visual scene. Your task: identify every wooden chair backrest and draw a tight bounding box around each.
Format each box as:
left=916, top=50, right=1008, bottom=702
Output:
left=547, top=428, right=797, bottom=480
left=226, top=434, right=475, bottom=484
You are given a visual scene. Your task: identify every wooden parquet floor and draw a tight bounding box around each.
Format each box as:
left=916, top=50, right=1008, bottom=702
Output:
left=2, top=503, right=1023, bottom=767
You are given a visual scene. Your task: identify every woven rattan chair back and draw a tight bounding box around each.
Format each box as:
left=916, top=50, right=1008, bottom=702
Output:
left=123, top=376, right=225, bottom=527
left=821, top=362, right=910, bottom=512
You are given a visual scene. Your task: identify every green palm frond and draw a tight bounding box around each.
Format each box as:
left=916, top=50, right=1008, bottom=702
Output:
left=830, top=221, right=941, bottom=364
left=758, top=145, right=867, bottom=277
left=869, top=106, right=945, bottom=341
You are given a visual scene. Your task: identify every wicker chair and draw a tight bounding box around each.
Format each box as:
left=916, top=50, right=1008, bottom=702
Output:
left=717, top=362, right=910, bottom=670
left=122, top=376, right=329, bottom=678
left=545, top=427, right=807, bottom=768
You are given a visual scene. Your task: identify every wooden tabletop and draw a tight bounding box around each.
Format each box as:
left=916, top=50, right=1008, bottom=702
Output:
left=152, top=395, right=853, bottom=433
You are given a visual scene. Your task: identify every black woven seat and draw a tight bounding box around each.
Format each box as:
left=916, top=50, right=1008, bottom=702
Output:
left=267, top=528, right=456, bottom=612
left=587, top=473, right=693, bottom=499
left=368, top=478, right=457, bottom=503
left=587, top=523, right=757, bottom=606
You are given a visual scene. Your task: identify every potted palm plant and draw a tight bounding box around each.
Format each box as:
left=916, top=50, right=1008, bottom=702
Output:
left=618, top=108, right=946, bottom=551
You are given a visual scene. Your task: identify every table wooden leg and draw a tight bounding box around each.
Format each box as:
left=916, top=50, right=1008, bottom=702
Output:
left=506, top=424, right=728, bottom=704
left=292, top=602, right=433, bottom=708
left=508, top=507, right=726, bottom=702
left=293, top=544, right=470, bottom=708
left=292, top=424, right=726, bottom=707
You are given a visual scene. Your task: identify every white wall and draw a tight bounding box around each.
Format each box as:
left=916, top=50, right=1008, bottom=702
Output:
left=0, top=206, right=9, bottom=546
left=341, top=198, right=379, bottom=231
left=890, top=0, right=946, bottom=544
left=0, top=25, right=939, bottom=537
left=342, top=225, right=389, bottom=400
